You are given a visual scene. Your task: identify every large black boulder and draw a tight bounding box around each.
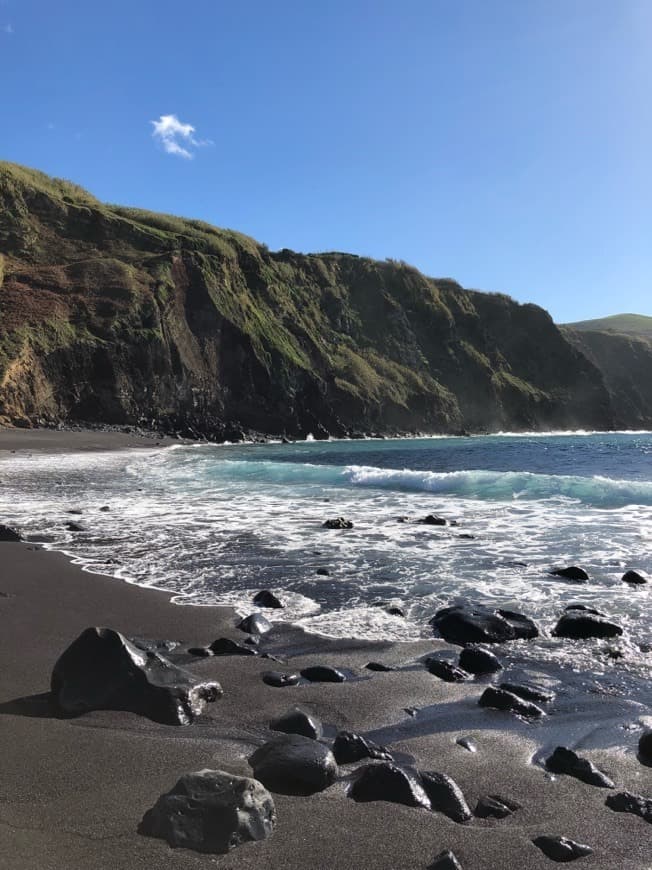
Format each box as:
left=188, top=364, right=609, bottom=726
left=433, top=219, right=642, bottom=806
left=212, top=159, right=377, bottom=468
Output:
left=51, top=627, right=222, bottom=725
left=549, top=566, right=589, bottom=582
left=253, top=589, right=284, bottom=608
left=479, top=687, right=545, bottom=719
left=532, top=835, right=592, bottom=862
left=238, top=613, right=272, bottom=634
left=419, top=771, right=472, bottom=822
left=0, top=524, right=21, bottom=541
left=605, top=790, right=652, bottom=823
left=270, top=707, right=322, bottom=739
left=332, top=730, right=393, bottom=764
left=552, top=609, right=623, bottom=640
left=545, top=747, right=614, bottom=788
left=249, top=735, right=338, bottom=795
left=348, top=762, right=430, bottom=809
left=139, top=769, right=275, bottom=853
left=323, top=517, right=353, bottom=529
left=430, top=603, right=538, bottom=645
left=458, top=646, right=502, bottom=674
left=638, top=730, right=652, bottom=765
left=622, top=569, right=647, bottom=585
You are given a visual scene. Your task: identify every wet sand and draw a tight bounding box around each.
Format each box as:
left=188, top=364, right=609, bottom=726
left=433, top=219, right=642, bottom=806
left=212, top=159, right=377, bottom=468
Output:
left=1, top=432, right=651, bottom=869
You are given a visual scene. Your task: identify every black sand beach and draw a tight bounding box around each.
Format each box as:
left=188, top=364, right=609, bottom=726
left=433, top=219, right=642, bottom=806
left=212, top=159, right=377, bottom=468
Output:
left=1, top=432, right=651, bottom=869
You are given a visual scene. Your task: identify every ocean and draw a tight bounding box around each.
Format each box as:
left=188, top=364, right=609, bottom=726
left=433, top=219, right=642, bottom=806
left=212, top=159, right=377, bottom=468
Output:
left=2, top=432, right=651, bottom=687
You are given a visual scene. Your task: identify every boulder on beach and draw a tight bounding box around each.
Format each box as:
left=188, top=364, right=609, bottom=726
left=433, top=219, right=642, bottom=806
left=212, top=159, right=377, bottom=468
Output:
left=499, top=681, right=555, bottom=704
left=622, top=569, right=647, bottom=585
left=430, top=602, right=538, bottom=645
left=545, top=747, right=614, bottom=788
left=425, top=658, right=470, bottom=683
left=0, top=524, right=21, bottom=541
left=605, top=790, right=652, bottom=823
left=139, top=769, right=275, bottom=854
left=532, top=835, right=592, bottom=862
left=253, top=589, right=284, bottom=608
left=365, top=661, right=395, bottom=672
left=429, top=850, right=463, bottom=870
left=51, top=627, right=222, bottom=725
left=348, top=762, right=431, bottom=809
left=638, top=730, right=652, bottom=765
left=549, top=566, right=589, bottom=582
left=238, top=613, right=272, bottom=634
left=249, top=734, right=338, bottom=795
left=209, top=637, right=258, bottom=656
left=552, top=608, right=623, bottom=640
left=322, top=517, right=354, bottom=529
left=475, top=794, right=520, bottom=819
left=458, top=645, right=502, bottom=674
left=332, top=730, right=393, bottom=764
left=300, top=665, right=346, bottom=683
left=419, top=771, right=472, bottom=823
left=270, top=707, right=322, bottom=740
left=479, top=687, right=545, bottom=719
left=262, top=670, right=300, bottom=688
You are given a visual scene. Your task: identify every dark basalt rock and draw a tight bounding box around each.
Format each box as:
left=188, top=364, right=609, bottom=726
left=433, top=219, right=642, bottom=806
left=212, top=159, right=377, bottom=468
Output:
left=139, top=769, right=275, bottom=853
left=533, top=835, right=592, bottom=862
left=549, top=566, right=589, bottom=582
left=262, top=671, right=300, bottom=688
left=322, top=517, right=353, bottom=529
left=458, top=645, right=502, bottom=674
left=638, top=730, right=652, bottom=765
left=348, top=762, right=430, bottom=809
left=300, top=665, right=346, bottom=683
left=429, top=849, right=463, bottom=870
left=253, top=589, right=283, bottom=609
left=99, top=505, right=110, bottom=512
left=332, top=730, right=393, bottom=764
left=51, top=627, right=222, bottom=725
left=238, top=613, right=272, bottom=634
left=65, top=521, right=85, bottom=532
left=479, top=687, right=544, bottom=719
left=188, top=646, right=213, bottom=657
left=208, top=637, right=258, bottom=656
left=622, top=569, right=647, bottom=585
left=456, top=737, right=477, bottom=752
left=552, top=610, right=623, bottom=639
left=605, top=790, right=652, bottom=823
left=249, top=735, right=337, bottom=795
left=244, top=635, right=260, bottom=646
left=425, top=658, right=470, bottom=683
left=270, top=708, right=322, bottom=740
left=475, top=794, right=521, bottom=819
left=316, top=567, right=330, bottom=575
left=419, top=771, right=472, bottom=822
left=0, top=525, right=21, bottom=541
left=365, top=661, right=394, bottom=672
left=420, top=514, right=447, bottom=526
left=545, top=747, right=614, bottom=788
left=499, top=681, right=555, bottom=704
left=430, top=603, right=538, bottom=645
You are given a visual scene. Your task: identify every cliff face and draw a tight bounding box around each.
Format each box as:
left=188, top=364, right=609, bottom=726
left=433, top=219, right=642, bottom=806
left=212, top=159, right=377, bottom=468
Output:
left=0, top=162, right=638, bottom=436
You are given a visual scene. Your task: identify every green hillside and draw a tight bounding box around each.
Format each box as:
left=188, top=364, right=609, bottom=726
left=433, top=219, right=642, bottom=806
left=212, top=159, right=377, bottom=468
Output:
left=564, top=313, right=652, bottom=339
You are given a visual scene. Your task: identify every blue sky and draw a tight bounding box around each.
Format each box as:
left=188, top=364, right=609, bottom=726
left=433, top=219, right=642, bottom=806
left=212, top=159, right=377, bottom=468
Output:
left=1, top=0, right=650, bottom=322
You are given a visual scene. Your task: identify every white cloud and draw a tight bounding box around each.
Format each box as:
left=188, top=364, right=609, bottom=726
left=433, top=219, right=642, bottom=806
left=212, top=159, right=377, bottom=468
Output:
left=2, top=23, right=13, bottom=34
left=151, top=114, right=210, bottom=160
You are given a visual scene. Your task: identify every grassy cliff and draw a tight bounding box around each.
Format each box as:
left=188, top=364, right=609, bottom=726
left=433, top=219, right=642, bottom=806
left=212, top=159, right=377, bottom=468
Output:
left=0, top=161, right=630, bottom=436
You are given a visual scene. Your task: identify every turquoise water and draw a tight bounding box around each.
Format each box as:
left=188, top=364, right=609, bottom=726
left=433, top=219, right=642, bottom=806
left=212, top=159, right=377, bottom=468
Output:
left=1, top=432, right=651, bottom=678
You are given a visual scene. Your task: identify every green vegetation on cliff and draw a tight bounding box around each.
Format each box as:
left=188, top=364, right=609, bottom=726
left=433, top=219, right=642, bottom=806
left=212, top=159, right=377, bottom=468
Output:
left=0, top=160, right=643, bottom=435
left=565, top=314, right=652, bottom=340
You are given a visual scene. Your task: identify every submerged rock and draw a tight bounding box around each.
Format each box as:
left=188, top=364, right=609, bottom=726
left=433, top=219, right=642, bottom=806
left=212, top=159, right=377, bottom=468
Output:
left=0, top=524, right=21, bottom=541
left=605, top=790, right=652, bottom=823
left=420, top=514, right=447, bottom=526
left=479, top=687, right=545, bottom=719
left=553, top=609, right=623, bottom=639
left=430, top=603, right=538, bottom=645
left=429, top=849, right=463, bottom=870
left=549, top=566, right=589, bottom=582
left=253, top=589, right=283, bottom=608
left=622, top=569, right=647, bottom=585
left=532, top=835, right=592, bottom=862
left=419, top=771, right=472, bottom=822
left=425, top=658, right=470, bottom=683
left=139, top=769, right=275, bottom=854
left=349, top=762, right=430, bottom=809
left=300, top=665, right=346, bottom=683
left=458, top=645, right=502, bottom=674
left=249, top=735, right=337, bottom=795
left=51, top=627, right=222, bottom=725
left=262, top=671, right=300, bottom=688
left=270, top=708, right=322, bottom=740
left=499, top=681, right=555, bottom=703
left=322, top=517, right=353, bottom=529
left=332, top=730, right=392, bottom=764
left=238, top=613, right=272, bottom=634
left=545, top=747, right=614, bottom=788
left=209, top=637, right=258, bottom=656
left=475, top=794, right=520, bottom=819
left=65, top=521, right=85, bottom=532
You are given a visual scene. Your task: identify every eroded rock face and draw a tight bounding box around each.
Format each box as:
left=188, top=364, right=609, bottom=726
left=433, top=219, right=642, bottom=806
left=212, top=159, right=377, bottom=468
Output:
left=51, top=627, right=222, bottom=725
left=605, top=790, right=652, bottom=823
left=249, top=735, right=338, bottom=795
left=478, top=687, right=545, bottom=719
left=552, top=609, right=623, bottom=639
left=545, top=747, right=614, bottom=788
left=139, top=769, right=275, bottom=854
left=332, top=731, right=393, bottom=764
left=419, top=772, right=472, bottom=823
left=270, top=708, right=322, bottom=740
left=348, top=763, right=430, bottom=809
left=532, top=835, right=592, bottom=862
left=430, top=603, right=538, bottom=645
